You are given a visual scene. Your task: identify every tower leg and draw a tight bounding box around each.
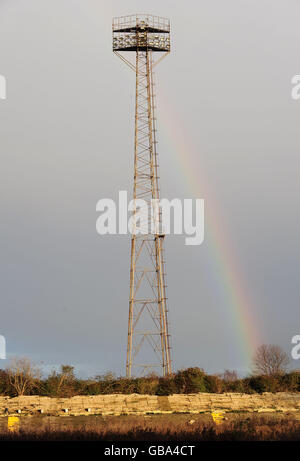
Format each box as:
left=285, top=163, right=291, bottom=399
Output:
left=126, top=50, right=172, bottom=377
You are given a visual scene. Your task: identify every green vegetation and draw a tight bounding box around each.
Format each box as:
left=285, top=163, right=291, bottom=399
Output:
left=0, top=365, right=299, bottom=397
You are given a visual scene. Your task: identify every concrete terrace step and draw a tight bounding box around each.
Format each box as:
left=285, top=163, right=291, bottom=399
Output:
left=0, top=392, right=299, bottom=416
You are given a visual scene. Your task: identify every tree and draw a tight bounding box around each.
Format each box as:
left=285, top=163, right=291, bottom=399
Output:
left=253, top=344, right=289, bottom=376
left=60, top=365, right=75, bottom=381
left=223, top=370, right=238, bottom=382
left=44, top=365, right=76, bottom=397
left=7, top=357, right=41, bottom=396
left=94, top=372, right=116, bottom=382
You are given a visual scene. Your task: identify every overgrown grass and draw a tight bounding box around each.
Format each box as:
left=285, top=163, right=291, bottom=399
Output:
left=1, top=367, right=300, bottom=397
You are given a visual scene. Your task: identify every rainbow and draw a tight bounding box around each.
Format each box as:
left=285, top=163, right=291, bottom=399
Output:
left=156, top=89, right=262, bottom=371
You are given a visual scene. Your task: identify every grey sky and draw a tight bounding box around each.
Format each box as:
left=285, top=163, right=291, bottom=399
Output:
left=0, top=0, right=299, bottom=377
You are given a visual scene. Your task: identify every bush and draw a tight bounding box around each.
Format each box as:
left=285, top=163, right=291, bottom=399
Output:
left=174, top=368, right=207, bottom=393
left=204, top=375, right=223, bottom=393
left=156, top=377, right=177, bottom=395
left=280, top=372, right=300, bottom=392
left=247, top=375, right=281, bottom=393
left=0, top=370, right=13, bottom=395
left=223, top=378, right=250, bottom=393
left=133, top=377, right=159, bottom=395
left=1, top=366, right=300, bottom=397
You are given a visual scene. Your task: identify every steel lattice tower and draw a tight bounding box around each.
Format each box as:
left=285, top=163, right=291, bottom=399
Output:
left=113, top=15, right=172, bottom=377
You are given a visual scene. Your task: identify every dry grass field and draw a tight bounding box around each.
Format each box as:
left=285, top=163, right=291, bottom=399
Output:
left=0, top=412, right=300, bottom=441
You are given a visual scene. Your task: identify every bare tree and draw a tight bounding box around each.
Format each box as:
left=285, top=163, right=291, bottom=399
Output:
left=7, top=357, right=41, bottom=396
left=94, top=371, right=116, bottom=382
left=253, top=344, right=289, bottom=376
left=57, top=365, right=75, bottom=392
left=223, top=370, right=238, bottom=382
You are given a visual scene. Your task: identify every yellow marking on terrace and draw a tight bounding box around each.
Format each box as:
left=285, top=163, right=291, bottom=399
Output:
left=7, top=416, right=20, bottom=432
left=211, top=411, right=225, bottom=425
